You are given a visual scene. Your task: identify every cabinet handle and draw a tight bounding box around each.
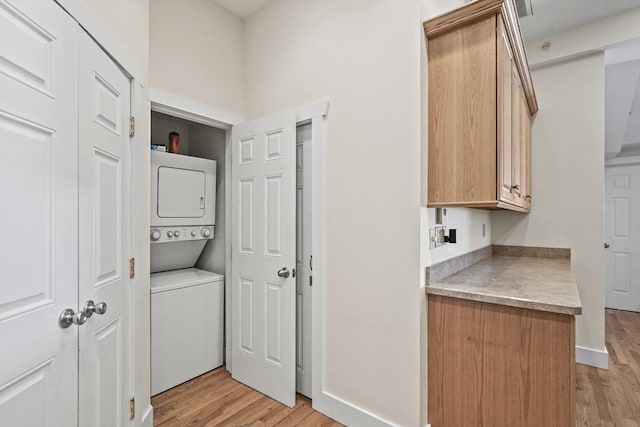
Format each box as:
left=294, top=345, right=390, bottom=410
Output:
left=510, top=184, right=520, bottom=192
left=525, top=195, right=532, bottom=200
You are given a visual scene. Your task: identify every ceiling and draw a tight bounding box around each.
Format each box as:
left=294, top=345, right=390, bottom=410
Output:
left=214, top=0, right=271, bottom=19
left=519, top=0, right=640, bottom=41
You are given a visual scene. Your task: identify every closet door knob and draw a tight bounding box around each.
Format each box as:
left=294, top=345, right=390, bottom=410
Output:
left=59, top=309, right=88, bottom=329
left=83, top=300, right=108, bottom=317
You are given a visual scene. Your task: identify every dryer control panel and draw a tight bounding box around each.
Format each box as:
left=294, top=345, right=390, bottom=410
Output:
left=150, top=226, right=214, bottom=243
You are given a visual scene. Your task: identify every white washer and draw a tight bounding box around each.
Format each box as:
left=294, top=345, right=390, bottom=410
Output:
left=151, top=268, right=224, bottom=396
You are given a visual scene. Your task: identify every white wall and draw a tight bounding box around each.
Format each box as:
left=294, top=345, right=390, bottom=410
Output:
left=245, top=1, right=422, bottom=425
left=492, top=52, right=606, bottom=353
left=190, top=126, right=227, bottom=275
left=75, top=0, right=149, bottom=75
left=149, top=0, right=244, bottom=117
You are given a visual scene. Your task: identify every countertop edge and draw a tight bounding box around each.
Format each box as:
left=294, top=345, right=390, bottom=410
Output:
left=426, top=286, right=582, bottom=316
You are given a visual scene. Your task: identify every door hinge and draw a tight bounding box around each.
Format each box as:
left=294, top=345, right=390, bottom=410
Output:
left=129, top=258, right=135, bottom=278
left=310, top=255, right=313, bottom=271
left=129, top=116, right=135, bottom=138
left=309, top=276, right=312, bottom=287
left=129, top=397, right=135, bottom=420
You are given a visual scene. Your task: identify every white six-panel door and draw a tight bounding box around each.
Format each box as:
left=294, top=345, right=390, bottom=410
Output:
left=605, top=163, right=640, bottom=312
left=231, top=111, right=297, bottom=407
left=78, top=30, right=132, bottom=427
left=0, top=1, right=79, bottom=425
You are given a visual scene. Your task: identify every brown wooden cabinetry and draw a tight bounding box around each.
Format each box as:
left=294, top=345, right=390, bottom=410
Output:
left=424, top=0, right=537, bottom=212
left=428, top=294, right=576, bottom=427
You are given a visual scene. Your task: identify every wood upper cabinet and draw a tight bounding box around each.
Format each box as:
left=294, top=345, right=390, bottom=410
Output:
left=425, top=0, right=537, bottom=213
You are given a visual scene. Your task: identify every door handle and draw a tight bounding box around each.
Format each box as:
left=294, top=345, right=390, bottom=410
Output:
left=83, top=300, right=108, bottom=317
left=604, top=243, right=610, bottom=249
left=59, top=308, right=88, bottom=329
left=277, top=267, right=290, bottom=278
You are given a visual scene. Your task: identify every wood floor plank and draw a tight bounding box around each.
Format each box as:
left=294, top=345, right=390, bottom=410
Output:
left=151, top=367, right=342, bottom=427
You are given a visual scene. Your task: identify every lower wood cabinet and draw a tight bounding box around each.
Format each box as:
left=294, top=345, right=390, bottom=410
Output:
left=428, top=294, right=575, bottom=427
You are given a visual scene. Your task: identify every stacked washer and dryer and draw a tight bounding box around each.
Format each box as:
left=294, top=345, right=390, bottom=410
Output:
left=149, top=150, right=224, bottom=396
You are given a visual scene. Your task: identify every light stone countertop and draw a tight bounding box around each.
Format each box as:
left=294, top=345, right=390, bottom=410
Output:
left=426, top=255, right=582, bottom=315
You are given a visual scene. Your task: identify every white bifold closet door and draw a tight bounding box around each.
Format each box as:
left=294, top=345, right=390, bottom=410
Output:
left=0, top=1, right=79, bottom=425
left=0, top=1, right=132, bottom=426
left=78, top=29, right=132, bottom=427
left=231, top=111, right=297, bottom=407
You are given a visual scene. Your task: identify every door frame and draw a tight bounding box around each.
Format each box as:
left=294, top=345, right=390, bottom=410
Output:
left=147, top=91, right=329, bottom=405
left=52, top=0, right=149, bottom=425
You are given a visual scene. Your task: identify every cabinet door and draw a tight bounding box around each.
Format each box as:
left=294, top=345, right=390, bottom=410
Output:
left=497, top=18, right=514, bottom=203
left=511, top=65, right=523, bottom=204
left=521, top=91, right=532, bottom=209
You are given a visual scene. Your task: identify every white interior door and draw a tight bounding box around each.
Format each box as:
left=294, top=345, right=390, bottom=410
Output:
left=295, top=124, right=312, bottom=398
left=78, top=30, right=132, bottom=426
left=605, top=163, right=640, bottom=312
left=0, top=1, right=79, bottom=425
left=231, top=111, right=297, bottom=407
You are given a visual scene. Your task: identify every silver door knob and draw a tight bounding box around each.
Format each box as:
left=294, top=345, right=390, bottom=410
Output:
left=59, top=308, right=88, bottom=329
left=83, top=300, right=107, bottom=317
left=277, top=267, right=290, bottom=278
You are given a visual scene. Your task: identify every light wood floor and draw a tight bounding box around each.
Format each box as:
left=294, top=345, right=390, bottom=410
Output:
left=152, top=367, right=342, bottom=426
left=576, top=309, right=640, bottom=426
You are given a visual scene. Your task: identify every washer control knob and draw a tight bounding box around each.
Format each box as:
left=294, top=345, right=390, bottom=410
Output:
left=174, top=230, right=180, bottom=238
left=191, top=230, right=197, bottom=237
left=201, top=228, right=212, bottom=238
left=150, top=229, right=161, bottom=241
left=167, top=231, right=174, bottom=238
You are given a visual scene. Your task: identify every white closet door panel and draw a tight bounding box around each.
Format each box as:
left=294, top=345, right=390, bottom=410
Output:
left=0, top=1, right=78, bottom=426
left=78, top=29, right=131, bottom=427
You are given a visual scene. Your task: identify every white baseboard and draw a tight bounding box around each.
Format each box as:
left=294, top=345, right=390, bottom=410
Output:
left=576, top=346, right=609, bottom=370
left=313, top=390, right=398, bottom=427
left=141, top=404, right=153, bottom=427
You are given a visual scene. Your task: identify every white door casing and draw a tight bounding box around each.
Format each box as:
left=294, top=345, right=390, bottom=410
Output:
left=0, top=1, right=79, bottom=425
left=78, top=30, right=132, bottom=426
left=295, top=124, right=312, bottom=398
left=605, top=163, right=640, bottom=312
left=231, top=111, right=297, bottom=407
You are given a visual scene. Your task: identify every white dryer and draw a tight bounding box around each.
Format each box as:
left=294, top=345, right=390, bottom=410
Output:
left=150, top=268, right=224, bottom=395
left=150, top=151, right=217, bottom=273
